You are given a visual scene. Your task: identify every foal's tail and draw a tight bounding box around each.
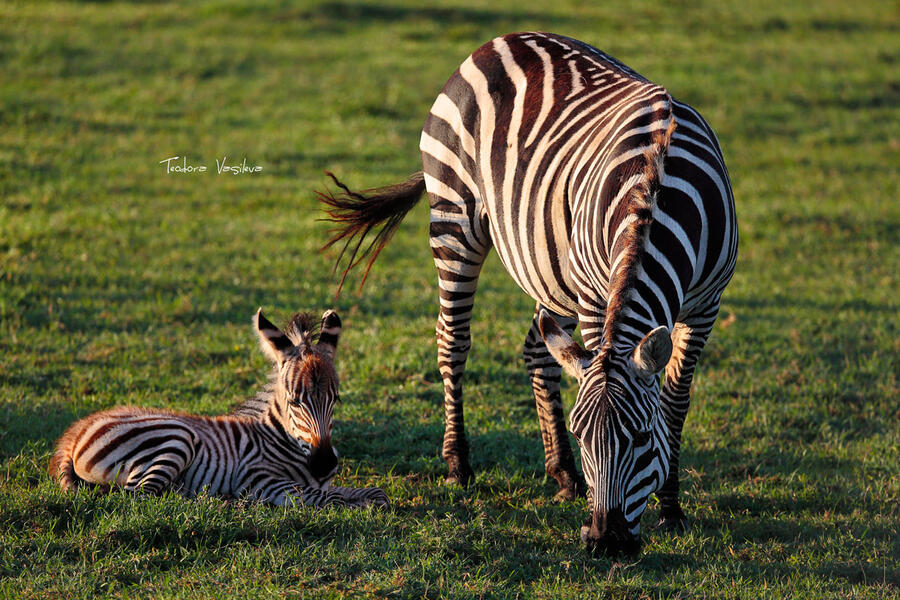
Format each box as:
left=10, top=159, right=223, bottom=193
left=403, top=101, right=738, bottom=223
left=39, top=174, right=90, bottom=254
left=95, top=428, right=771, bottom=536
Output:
left=49, top=450, right=82, bottom=491
left=48, top=421, right=88, bottom=491
left=318, top=171, right=427, bottom=295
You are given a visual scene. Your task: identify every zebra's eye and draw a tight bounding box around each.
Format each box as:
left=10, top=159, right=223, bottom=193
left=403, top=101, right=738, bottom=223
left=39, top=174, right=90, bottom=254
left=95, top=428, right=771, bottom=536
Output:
left=632, top=430, right=652, bottom=447
left=288, top=396, right=303, bottom=407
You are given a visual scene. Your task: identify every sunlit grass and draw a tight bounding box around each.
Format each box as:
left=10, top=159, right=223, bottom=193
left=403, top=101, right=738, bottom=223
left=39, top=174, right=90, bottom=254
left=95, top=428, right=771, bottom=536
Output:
left=1, top=0, right=898, bottom=598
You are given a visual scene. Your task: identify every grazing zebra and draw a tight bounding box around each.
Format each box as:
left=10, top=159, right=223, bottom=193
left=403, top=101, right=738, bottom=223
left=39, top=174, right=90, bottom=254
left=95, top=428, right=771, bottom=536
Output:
left=49, top=309, right=389, bottom=509
left=320, top=32, right=736, bottom=554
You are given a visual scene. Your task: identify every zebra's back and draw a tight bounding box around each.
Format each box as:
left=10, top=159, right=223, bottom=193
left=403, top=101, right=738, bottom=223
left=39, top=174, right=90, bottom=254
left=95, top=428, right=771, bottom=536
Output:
left=420, top=32, right=736, bottom=323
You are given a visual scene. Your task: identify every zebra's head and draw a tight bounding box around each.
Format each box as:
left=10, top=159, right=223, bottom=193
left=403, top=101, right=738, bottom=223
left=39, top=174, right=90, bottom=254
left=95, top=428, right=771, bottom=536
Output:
left=539, top=310, right=672, bottom=556
left=254, top=308, right=343, bottom=484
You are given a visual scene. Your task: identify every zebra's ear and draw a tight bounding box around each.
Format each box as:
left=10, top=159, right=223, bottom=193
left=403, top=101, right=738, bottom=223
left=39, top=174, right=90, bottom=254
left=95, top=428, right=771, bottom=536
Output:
left=254, top=308, right=294, bottom=366
left=538, top=309, right=593, bottom=380
left=631, top=326, right=673, bottom=378
left=316, top=310, right=342, bottom=361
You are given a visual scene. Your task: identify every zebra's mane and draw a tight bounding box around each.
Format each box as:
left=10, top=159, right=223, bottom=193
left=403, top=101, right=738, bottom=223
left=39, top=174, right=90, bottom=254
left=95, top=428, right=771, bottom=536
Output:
left=284, top=312, right=321, bottom=348
left=598, top=114, right=677, bottom=371
left=231, top=312, right=321, bottom=419
left=231, top=372, right=276, bottom=419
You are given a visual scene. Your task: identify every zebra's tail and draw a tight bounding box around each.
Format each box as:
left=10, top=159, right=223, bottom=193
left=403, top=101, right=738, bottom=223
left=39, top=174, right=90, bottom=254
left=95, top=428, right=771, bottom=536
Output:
left=318, top=171, right=426, bottom=295
left=49, top=443, right=82, bottom=491
left=49, top=420, right=89, bottom=491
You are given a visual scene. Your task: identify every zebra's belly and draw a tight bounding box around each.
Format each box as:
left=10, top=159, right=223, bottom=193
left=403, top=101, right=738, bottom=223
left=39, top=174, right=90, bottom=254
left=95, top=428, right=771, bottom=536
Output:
left=486, top=211, right=580, bottom=317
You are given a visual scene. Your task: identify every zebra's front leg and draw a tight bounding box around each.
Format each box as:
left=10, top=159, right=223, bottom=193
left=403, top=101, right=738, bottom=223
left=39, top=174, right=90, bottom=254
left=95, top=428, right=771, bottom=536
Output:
left=247, top=479, right=350, bottom=508
left=523, top=307, right=585, bottom=501
left=656, top=318, right=716, bottom=532
left=328, top=484, right=390, bottom=508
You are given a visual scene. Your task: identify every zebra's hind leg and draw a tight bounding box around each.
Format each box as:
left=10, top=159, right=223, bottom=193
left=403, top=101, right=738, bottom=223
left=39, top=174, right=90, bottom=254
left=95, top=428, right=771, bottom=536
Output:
left=122, top=450, right=194, bottom=496
left=656, top=315, right=717, bottom=533
left=524, top=306, right=586, bottom=501
left=430, top=210, right=491, bottom=487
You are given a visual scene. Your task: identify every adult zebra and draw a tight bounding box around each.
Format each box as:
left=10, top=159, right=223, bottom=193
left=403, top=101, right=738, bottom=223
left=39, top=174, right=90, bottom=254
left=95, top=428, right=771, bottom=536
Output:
left=321, top=32, right=737, bottom=555
left=50, top=309, right=389, bottom=509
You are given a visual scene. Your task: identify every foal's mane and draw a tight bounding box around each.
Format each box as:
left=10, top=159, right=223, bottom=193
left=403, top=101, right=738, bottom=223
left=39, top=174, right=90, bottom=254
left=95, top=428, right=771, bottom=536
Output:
left=231, top=312, right=321, bottom=419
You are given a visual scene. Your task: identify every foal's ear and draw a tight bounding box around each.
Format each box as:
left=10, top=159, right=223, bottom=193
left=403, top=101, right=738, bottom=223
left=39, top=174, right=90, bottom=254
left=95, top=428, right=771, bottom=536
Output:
left=538, top=310, right=593, bottom=381
left=254, top=308, right=294, bottom=366
left=317, top=310, right=342, bottom=361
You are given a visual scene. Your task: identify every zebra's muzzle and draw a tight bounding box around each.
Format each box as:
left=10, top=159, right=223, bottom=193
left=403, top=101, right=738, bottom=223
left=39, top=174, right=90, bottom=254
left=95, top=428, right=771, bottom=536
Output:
left=581, top=508, right=642, bottom=557
left=308, top=443, right=338, bottom=481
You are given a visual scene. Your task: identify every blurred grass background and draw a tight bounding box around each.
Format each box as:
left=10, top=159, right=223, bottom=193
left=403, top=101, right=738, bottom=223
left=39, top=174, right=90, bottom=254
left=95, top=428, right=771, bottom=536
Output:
left=1, top=0, right=898, bottom=598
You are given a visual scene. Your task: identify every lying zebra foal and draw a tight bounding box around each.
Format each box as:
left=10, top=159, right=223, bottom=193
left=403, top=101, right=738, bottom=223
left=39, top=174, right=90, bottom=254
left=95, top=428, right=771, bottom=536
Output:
left=49, top=309, right=388, bottom=509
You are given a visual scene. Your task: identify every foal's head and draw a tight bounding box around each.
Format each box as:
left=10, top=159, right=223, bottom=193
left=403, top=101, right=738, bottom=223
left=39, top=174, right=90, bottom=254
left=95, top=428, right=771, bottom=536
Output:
left=254, top=308, right=343, bottom=482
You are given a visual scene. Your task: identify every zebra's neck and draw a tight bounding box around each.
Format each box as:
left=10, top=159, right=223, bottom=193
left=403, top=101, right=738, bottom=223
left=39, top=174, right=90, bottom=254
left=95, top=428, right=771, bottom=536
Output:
left=577, top=255, right=676, bottom=357
left=231, top=368, right=277, bottom=420
left=573, top=113, right=679, bottom=356
left=230, top=367, right=310, bottom=455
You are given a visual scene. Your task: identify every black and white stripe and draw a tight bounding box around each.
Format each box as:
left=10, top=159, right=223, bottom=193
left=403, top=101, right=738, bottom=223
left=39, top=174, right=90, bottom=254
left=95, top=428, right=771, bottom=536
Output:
left=322, top=32, right=736, bottom=554
left=50, top=309, right=388, bottom=509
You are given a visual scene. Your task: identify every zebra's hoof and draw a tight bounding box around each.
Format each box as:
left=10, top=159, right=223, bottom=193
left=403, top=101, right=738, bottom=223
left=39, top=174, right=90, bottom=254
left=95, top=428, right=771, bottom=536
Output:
left=547, top=466, right=586, bottom=502
left=444, top=467, right=474, bottom=487
left=370, top=496, right=390, bottom=509
left=552, top=482, right=582, bottom=502
left=553, top=487, right=577, bottom=502
left=367, top=488, right=390, bottom=509
left=655, top=507, right=690, bottom=534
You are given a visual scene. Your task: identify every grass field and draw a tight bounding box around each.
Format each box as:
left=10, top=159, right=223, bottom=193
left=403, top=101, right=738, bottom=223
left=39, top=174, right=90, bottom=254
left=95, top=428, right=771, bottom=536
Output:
left=1, top=0, right=898, bottom=598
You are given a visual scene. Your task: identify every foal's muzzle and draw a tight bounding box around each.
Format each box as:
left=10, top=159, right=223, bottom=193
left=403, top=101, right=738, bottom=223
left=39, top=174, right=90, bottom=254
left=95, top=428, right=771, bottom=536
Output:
left=308, top=443, right=338, bottom=480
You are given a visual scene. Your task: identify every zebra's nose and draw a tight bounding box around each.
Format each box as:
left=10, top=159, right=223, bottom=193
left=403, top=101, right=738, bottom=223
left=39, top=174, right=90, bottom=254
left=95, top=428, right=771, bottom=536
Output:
left=581, top=508, right=641, bottom=557
left=308, top=443, right=338, bottom=480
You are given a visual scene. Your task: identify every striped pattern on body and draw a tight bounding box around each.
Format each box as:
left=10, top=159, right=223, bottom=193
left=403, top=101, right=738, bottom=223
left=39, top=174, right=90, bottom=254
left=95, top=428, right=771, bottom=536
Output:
left=49, top=310, right=388, bottom=509
left=321, top=32, right=736, bottom=554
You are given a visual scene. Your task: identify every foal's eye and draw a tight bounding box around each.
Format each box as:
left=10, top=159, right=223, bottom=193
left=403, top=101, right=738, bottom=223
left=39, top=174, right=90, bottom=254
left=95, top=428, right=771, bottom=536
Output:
left=289, top=397, right=303, bottom=406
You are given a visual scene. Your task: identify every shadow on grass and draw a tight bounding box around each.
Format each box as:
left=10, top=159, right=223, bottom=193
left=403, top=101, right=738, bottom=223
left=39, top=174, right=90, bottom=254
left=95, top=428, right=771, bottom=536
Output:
left=6, top=407, right=898, bottom=589
left=8, top=267, right=440, bottom=336
left=642, top=544, right=899, bottom=589
left=294, top=2, right=576, bottom=30
left=9, top=275, right=269, bottom=335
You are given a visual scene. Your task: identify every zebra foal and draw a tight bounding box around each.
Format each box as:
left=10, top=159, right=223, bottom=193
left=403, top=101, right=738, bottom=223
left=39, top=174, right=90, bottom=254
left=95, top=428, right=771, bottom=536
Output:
left=321, top=32, right=736, bottom=555
left=50, top=309, right=388, bottom=509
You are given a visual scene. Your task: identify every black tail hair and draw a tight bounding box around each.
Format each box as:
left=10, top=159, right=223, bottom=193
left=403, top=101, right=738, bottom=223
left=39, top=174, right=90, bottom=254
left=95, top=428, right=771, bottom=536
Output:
left=318, top=171, right=426, bottom=296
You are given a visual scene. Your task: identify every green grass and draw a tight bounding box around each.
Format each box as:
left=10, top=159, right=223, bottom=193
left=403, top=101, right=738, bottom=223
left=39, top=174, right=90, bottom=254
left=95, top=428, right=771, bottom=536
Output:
left=1, top=0, right=898, bottom=597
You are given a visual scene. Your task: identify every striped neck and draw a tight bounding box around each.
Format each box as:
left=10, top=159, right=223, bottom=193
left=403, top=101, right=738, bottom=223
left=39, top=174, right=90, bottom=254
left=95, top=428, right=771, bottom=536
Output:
left=577, top=114, right=677, bottom=359
left=231, top=370, right=277, bottom=420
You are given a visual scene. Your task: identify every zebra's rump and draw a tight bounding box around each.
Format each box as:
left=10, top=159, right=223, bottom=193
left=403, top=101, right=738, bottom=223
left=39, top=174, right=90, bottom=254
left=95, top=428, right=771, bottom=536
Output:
left=49, top=406, right=330, bottom=500
left=51, top=407, right=202, bottom=488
